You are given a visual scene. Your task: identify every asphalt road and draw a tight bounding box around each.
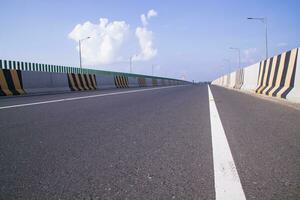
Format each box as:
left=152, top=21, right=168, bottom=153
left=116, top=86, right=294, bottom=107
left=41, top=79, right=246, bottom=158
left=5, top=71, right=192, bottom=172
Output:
left=0, top=85, right=299, bottom=199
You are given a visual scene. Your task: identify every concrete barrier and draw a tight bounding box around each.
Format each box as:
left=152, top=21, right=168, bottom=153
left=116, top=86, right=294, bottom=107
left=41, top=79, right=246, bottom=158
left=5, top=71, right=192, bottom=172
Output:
left=114, top=75, right=129, bottom=88
left=145, top=78, right=152, bottom=87
left=233, top=68, right=244, bottom=89
left=0, top=59, right=189, bottom=97
left=96, top=75, right=115, bottom=89
left=138, top=77, right=147, bottom=87
left=241, top=63, right=259, bottom=92
left=255, top=48, right=298, bottom=98
left=286, top=49, right=300, bottom=101
left=0, top=60, right=189, bottom=96
left=67, top=73, right=97, bottom=91
left=128, top=76, right=139, bottom=88
left=152, top=78, right=158, bottom=87
left=22, top=71, right=70, bottom=94
left=212, top=47, right=300, bottom=102
left=0, top=69, right=25, bottom=96
left=229, top=72, right=236, bottom=88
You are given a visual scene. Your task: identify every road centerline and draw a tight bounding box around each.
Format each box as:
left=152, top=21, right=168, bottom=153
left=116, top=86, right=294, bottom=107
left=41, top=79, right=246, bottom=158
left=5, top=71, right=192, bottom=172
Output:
left=208, top=85, right=246, bottom=200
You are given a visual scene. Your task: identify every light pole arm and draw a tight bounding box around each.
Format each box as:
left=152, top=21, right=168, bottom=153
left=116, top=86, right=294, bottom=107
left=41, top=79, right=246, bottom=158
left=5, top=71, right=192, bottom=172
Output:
left=247, top=17, right=268, bottom=59
left=78, top=36, right=91, bottom=69
left=79, top=40, right=82, bottom=69
left=265, top=18, right=268, bottom=59
left=238, top=49, right=241, bottom=69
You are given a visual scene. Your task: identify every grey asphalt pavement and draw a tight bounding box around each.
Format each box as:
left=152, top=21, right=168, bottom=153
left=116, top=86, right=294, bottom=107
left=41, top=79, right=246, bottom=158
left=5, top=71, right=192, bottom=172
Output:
left=210, top=85, right=300, bottom=200
left=0, top=85, right=299, bottom=199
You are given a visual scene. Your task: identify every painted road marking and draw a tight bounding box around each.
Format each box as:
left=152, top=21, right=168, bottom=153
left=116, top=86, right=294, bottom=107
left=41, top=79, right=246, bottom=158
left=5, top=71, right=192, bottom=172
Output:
left=0, top=85, right=187, bottom=110
left=208, top=85, right=246, bottom=200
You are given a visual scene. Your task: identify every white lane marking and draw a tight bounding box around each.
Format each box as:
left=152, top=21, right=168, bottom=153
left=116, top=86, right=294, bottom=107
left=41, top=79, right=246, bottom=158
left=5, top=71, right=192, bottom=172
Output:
left=0, top=85, right=187, bottom=110
left=208, top=85, right=246, bottom=200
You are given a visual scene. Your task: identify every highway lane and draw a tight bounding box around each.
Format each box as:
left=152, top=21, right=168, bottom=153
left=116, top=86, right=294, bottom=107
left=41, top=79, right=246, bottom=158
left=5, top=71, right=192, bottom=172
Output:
left=210, top=85, right=300, bottom=200
left=0, top=85, right=299, bottom=199
left=0, top=85, right=214, bottom=199
left=0, top=86, right=185, bottom=108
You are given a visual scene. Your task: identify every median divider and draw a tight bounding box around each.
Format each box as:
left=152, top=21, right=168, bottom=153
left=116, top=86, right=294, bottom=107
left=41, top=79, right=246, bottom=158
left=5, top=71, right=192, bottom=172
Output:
left=114, top=75, right=129, bottom=88
left=152, top=78, right=158, bottom=87
left=0, top=69, right=25, bottom=96
left=241, top=63, right=259, bottom=91
left=234, top=68, right=244, bottom=89
left=212, top=47, right=300, bottom=102
left=0, top=59, right=190, bottom=97
left=68, top=73, right=97, bottom=91
left=256, top=48, right=298, bottom=98
left=138, top=77, right=147, bottom=87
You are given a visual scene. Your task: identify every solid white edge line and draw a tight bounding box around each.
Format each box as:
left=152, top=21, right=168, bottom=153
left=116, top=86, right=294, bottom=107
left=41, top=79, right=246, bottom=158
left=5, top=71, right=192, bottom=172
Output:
left=208, top=85, right=246, bottom=200
left=0, top=85, right=188, bottom=110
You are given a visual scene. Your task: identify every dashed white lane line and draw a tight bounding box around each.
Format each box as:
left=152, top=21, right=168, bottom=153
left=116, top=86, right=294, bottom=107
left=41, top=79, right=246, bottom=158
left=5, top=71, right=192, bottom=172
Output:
left=0, top=85, right=187, bottom=110
left=208, top=85, right=246, bottom=200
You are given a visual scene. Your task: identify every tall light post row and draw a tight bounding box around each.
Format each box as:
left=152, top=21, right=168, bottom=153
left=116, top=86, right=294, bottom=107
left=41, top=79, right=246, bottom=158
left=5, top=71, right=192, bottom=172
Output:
left=129, top=56, right=157, bottom=76
left=78, top=36, right=91, bottom=69
left=223, top=58, right=231, bottom=73
left=229, top=47, right=241, bottom=69
left=247, top=17, right=268, bottom=59
left=227, top=17, right=269, bottom=71
left=152, top=64, right=154, bottom=76
left=152, top=64, right=158, bottom=76
left=129, top=55, right=137, bottom=73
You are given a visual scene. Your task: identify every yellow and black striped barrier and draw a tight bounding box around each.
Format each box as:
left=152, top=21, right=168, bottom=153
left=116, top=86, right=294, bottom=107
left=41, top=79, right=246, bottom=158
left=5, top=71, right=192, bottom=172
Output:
left=226, top=74, right=231, bottom=87
left=67, top=73, right=97, bottom=91
left=234, top=69, right=244, bottom=89
left=0, top=69, right=25, bottom=96
left=138, top=77, right=146, bottom=87
left=152, top=78, right=158, bottom=87
left=114, top=76, right=129, bottom=88
left=255, top=48, right=298, bottom=98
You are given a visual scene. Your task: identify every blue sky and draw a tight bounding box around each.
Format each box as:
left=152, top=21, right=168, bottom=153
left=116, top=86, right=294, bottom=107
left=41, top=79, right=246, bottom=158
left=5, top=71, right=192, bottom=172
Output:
left=0, top=0, right=299, bottom=81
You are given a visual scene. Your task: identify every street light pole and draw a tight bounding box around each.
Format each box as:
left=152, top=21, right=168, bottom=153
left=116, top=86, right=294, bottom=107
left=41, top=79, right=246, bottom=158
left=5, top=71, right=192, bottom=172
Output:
left=229, top=47, right=241, bottom=69
left=78, top=37, right=91, bottom=69
left=79, top=40, right=82, bottom=69
left=152, top=64, right=155, bottom=76
left=129, top=55, right=138, bottom=73
left=265, top=18, right=268, bottom=59
left=223, top=58, right=231, bottom=73
left=247, top=17, right=268, bottom=59
left=129, top=56, right=133, bottom=73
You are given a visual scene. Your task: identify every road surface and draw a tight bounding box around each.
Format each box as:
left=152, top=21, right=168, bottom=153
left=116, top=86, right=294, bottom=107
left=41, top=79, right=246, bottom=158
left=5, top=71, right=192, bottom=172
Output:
left=0, top=85, right=299, bottom=199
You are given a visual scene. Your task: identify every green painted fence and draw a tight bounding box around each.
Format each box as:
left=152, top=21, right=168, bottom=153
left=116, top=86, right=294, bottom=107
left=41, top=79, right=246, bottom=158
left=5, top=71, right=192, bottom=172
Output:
left=0, top=59, right=185, bottom=82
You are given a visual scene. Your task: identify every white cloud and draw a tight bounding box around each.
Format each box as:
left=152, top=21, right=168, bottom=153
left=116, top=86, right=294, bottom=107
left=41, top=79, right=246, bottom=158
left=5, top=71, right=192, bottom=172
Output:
left=134, top=27, right=157, bottom=61
left=147, top=9, right=158, bottom=19
left=242, top=48, right=259, bottom=64
left=140, top=9, right=158, bottom=27
left=68, top=9, right=158, bottom=65
left=243, top=48, right=257, bottom=57
left=141, top=14, right=148, bottom=27
left=277, top=42, right=288, bottom=47
left=134, top=9, right=158, bottom=61
left=68, top=18, right=129, bottom=65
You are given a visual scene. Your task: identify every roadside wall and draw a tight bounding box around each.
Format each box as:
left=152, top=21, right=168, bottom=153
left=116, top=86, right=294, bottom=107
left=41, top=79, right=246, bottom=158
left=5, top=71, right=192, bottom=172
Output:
left=22, top=71, right=70, bottom=94
left=241, top=63, right=259, bottom=92
left=212, top=47, right=300, bottom=102
left=0, top=59, right=189, bottom=96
